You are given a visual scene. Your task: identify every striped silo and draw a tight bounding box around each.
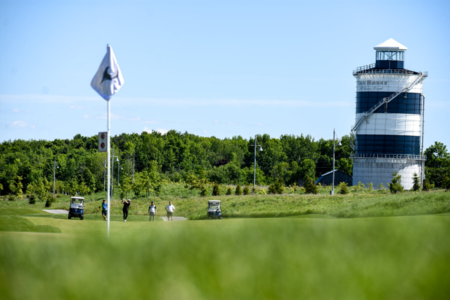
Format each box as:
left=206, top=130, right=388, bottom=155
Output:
left=351, top=39, right=427, bottom=190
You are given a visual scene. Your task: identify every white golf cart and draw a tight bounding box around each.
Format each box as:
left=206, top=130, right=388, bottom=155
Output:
left=68, top=196, right=85, bottom=220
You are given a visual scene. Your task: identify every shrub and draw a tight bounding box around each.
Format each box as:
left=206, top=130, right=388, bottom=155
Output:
left=8, top=194, right=15, bottom=201
left=226, top=187, right=232, bottom=195
left=412, top=173, right=421, bottom=191
left=268, top=178, right=285, bottom=194
left=423, top=179, right=431, bottom=192
left=304, top=178, right=318, bottom=194
left=45, top=200, right=52, bottom=207
left=200, top=187, right=208, bottom=197
left=56, top=194, right=62, bottom=198
left=368, top=182, right=373, bottom=191
left=235, top=184, right=243, bottom=196
left=257, top=188, right=267, bottom=195
left=212, top=183, right=221, bottom=196
left=243, top=186, right=250, bottom=195
left=29, top=194, right=36, bottom=205
left=388, top=172, right=403, bottom=194
left=443, top=176, right=450, bottom=192
left=338, top=182, right=349, bottom=195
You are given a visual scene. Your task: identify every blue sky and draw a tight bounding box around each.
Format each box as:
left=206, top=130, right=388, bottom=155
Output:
left=1, top=0, right=449, bottom=148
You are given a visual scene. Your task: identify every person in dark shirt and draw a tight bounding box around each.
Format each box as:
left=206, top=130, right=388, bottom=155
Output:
left=121, top=199, right=131, bottom=222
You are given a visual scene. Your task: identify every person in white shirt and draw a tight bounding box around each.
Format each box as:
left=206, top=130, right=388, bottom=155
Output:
left=165, top=201, right=175, bottom=221
left=148, top=201, right=157, bottom=222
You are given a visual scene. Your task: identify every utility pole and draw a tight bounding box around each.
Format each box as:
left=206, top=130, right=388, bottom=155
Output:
left=332, top=129, right=336, bottom=195
left=252, top=135, right=263, bottom=190
left=111, top=147, right=114, bottom=198
left=53, top=160, right=58, bottom=197
left=254, top=137, right=257, bottom=189
left=132, top=151, right=135, bottom=184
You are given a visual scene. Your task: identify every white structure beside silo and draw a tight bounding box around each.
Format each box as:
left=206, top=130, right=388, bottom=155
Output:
left=351, top=39, right=427, bottom=190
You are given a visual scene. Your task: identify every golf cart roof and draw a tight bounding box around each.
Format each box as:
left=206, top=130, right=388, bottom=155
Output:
left=208, top=200, right=221, bottom=204
left=71, top=197, right=85, bottom=200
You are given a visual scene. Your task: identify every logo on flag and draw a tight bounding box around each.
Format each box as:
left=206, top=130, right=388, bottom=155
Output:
left=98, top=132, right=108, bottom=152
left=91, top=45, right=124, bottom=100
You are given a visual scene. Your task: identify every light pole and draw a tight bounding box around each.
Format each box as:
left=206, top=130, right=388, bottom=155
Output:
left=103, top=159, right=106, bottom=191
left=117, top=160, right=120, bottom=187
left=111, top=148, right=119, bottom=197
left=252, top=135, right=263, bottom=189
left=331, top=128, right=342, bottom=195
left=118, top=165, right=123, bottom=187
left=53, top=160, right=59, bottom=197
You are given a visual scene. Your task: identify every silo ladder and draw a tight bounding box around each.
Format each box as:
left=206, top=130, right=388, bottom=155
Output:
left=351, top=72, right=426, bottom=134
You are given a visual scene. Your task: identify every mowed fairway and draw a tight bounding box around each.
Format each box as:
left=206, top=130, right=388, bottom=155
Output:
left=1, top=212, right=450, bottom=300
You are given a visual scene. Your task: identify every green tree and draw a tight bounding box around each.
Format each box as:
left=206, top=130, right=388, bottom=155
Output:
left=388, top=172, right=403, bottom=194
left=412, top=173, right=421, bottom=191
left=338, top=182, right=349, bottom=195
left=122, top=175, right=133, bottom=198
left=423, top=179, right=431, bottom=192
left=268, top=178, right=285, bottom=194
left=443, top=176, right=450, bottom=191
left=304, top=177, right=318, bottom=194
left=300, top=159, right=316, bottom=180
left=35, top=179, right=47, bottom=201
left=243, top=186, right=250, bottom=195
left=212, top=183, right=221, bottom=196
left=185, top=170, right=209, bottom=197
left=79, top=181, right=90, bottom=196
left=235, top=184, right=243, bottom=195
left=226, top=187, right=232, bottom=195
left=132, top=173, right=143, bottom=197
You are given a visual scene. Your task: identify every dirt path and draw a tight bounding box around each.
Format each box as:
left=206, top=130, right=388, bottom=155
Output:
left=43, top=209, right=69, bottom=214
left=160, top=216, right=188, bottom=221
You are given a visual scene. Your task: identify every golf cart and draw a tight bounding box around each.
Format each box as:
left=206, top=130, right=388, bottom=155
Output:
left=207, top=200, right=222, bottom=219
left=68, top=196, right=84, bottom=220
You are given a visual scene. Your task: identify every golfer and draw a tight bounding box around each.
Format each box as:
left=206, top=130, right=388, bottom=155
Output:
left=122, top=199, right=131, bottom=222
left=148, top=201, right=157, bottom=221
left=165, top=201, right=175, bottom=221
left=101, top=199, right=107, bottom=221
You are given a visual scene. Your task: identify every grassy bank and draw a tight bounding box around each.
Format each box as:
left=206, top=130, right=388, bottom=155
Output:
left=1, top=213, right=450, bottom=299
left=2, top=188, right=449, bottom=221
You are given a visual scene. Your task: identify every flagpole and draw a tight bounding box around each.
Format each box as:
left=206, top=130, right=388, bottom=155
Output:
left=107, top=100, right=111, bottom=237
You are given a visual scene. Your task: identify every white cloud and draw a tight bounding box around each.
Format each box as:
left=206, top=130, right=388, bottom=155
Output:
left=257, top=123, right=264, bottom=126
left=143, top=128, right=169, bottom=135
left=214, top=120, right=219, bottom=124
left=9, top=121, right=35, bottom=129
left=204, top=129, right=208, bottom=134
left=12, top=108, right=20, bottom=113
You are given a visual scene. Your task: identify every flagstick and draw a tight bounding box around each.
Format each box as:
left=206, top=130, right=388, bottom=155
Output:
left=107, top=100, right=111, bottom=237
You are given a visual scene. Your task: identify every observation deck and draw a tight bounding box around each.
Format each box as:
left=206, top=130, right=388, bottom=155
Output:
left=353, top=64, right=427, bottom=76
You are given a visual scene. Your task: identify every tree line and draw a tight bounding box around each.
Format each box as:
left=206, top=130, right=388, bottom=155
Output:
left=0, top=130, right=449, bottom=197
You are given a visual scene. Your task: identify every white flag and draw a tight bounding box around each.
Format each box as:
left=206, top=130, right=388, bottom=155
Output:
left=91, top=45, right=124, bottom=100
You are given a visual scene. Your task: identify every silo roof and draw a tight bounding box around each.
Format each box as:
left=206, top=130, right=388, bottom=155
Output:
left=374, top=38, right=407, bottom=51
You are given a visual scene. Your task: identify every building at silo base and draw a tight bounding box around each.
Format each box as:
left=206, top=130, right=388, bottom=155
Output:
left=352, top=156, right=424, bottom=190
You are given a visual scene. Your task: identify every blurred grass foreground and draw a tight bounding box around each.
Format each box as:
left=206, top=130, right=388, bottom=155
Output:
left=1, top=209, right=450, bottom=299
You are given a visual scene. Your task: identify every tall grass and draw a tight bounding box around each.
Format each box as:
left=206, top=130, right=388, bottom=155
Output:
left=1, top=215, right=450, bottom=299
